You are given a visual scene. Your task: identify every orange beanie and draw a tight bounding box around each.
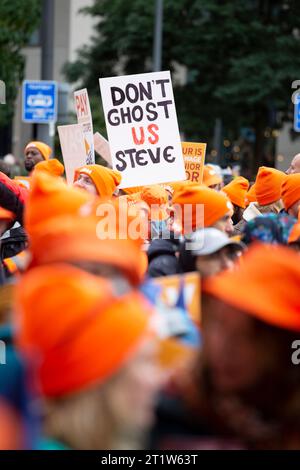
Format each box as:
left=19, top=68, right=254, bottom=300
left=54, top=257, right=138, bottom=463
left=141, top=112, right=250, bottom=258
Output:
left=34, top=158, right=65, bottom=177
left=15, top=264, right=152, bottom=397
left=173, top=184, right=232, bottom=233
left=24, top=141, right=52, bottom=160
left=202, top=165, right=222, bottom=188
left=281, top=174, right=300, bottom=211
left=74, top=165, right=121, bottom=197
left=28, top=214, right=146, bottom=286
left=255, top=166, right=285, bottom=206
left=25, top=171, right=92, bottom=237
left=203, top=244, right=300, bottom=332
left=25, top=172, right=146, bottom=286
left=140, top=185, right=169, bottom=221
left=223, top=176, right=249, bottom=209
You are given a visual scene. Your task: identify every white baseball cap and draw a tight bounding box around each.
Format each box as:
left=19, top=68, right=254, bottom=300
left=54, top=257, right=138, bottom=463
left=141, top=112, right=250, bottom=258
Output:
left=188, top=228, right=243, bottom=256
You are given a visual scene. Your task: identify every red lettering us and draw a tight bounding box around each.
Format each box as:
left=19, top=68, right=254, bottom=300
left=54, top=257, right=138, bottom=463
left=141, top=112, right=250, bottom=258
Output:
left=131, top=124, right=159, bottom=145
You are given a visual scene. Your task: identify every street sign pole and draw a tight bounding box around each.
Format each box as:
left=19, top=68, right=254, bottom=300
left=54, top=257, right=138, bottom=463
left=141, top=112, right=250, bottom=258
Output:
left=153, top=0, right=163, bottom=72
left=38, top=0, right=55, bottom=148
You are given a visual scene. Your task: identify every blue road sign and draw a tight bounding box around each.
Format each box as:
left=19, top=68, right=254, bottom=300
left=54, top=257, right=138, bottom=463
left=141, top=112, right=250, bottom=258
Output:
left=22, top=80, right=58, bottom=123
left=294, top=94, right=300, bottom=132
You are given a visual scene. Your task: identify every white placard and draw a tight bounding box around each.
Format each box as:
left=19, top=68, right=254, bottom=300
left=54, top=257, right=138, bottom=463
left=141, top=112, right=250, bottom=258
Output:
left=94, top=132, right=112, bottom=167
left=57, top=124, right=87, bottom=183
left=74, top=88, right=95, bottom=164
left=99, top=71, right=186, bottom=188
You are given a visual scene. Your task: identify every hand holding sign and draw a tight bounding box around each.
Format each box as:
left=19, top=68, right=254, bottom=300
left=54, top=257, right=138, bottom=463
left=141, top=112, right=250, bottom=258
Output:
left=99, top=71, right=186, bottom=188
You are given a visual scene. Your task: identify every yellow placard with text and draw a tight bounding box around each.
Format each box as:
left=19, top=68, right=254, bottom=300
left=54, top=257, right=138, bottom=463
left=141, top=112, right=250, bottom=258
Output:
left=182, top=141, right=206, bottom=184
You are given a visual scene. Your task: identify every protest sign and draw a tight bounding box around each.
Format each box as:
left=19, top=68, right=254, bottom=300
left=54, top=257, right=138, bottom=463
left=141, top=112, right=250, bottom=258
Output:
left=99, top=71, right=186, bottom=188
left=182, top=141, right=206, bottom=183
left=57, top=124, right=87, bottom=183
left=153, top=271, right=201, bottom=325
left=74, top=88, right=95, bottom=164
left=94, top=132, right=112, bottom=167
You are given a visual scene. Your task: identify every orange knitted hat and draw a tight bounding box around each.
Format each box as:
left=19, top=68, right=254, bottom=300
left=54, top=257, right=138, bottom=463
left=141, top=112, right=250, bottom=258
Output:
left=202, top=166, right=222, bottom=188
left=140, top=185, right=169, bottom=221
left=15, top=264, right=152, bottom=397
left=203, top=244, right=300, bottom=332
left=173, top=184, right=232, bottom=233
left=34, top=158, right=65, bottom=177
left=74, top=165, right=121, bottom=197
left=223, top=176, right=249, bottom=209
left=255, top=166, right=285, bottom=205
left=24, top=141, right=52, bottom=160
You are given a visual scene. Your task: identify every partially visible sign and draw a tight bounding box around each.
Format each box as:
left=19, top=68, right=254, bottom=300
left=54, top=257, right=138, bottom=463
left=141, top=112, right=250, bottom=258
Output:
left=294, top=94, right=300, bottom=132
left=182, top=141, right=206, bottom=183
left=57, top=124, right=87, bottom=183
left=153, top=271, right=201, bottom=325
left=22, top=80, right=57, bottom=123
left=99, top=71, right=186, bottom=188
left=94, top=132, right=112, bottom=167
left=74, top=88, right=95, bottom=164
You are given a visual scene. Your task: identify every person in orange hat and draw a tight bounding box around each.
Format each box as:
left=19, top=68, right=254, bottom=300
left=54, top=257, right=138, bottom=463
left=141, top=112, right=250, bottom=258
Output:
left=23, top=141, right=52, bottom=173
left=25, top=171, right=92, bottom=237
left=172, top=184, right=233, bottom=236
left=25, top=171, right=148, bottom=286
left=33, top=158, right=65, bottom=177
left=241, top=167, right=286, bottom=231
left=153, top=244, right=300, bottom=450
left=223, top=176, right=249, bottom=225
left=15, top=264, right=162, bottom=450
left=281, top=173, right=300, bottom=218
left=202, top=165, right=223, bottom=190
left=140, top=185, right=171, bottom=240
left=73, top=164, right=121, bottom=197
left=254, top=166, right=285, bottom=213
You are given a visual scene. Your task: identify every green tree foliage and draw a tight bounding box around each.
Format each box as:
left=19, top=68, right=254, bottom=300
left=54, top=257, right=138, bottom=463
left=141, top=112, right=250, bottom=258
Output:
left=65, top=0, right=300, bottom=173
left=0, top=0, right=41, bottom=125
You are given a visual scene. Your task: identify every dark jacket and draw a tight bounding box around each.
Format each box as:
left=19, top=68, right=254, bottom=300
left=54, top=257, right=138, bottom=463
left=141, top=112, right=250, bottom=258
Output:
left=1, top=224, right=27, bottom=261
left=147, top=239, right=179, bottom=278
left=1, top=224, right=28, bottom=281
